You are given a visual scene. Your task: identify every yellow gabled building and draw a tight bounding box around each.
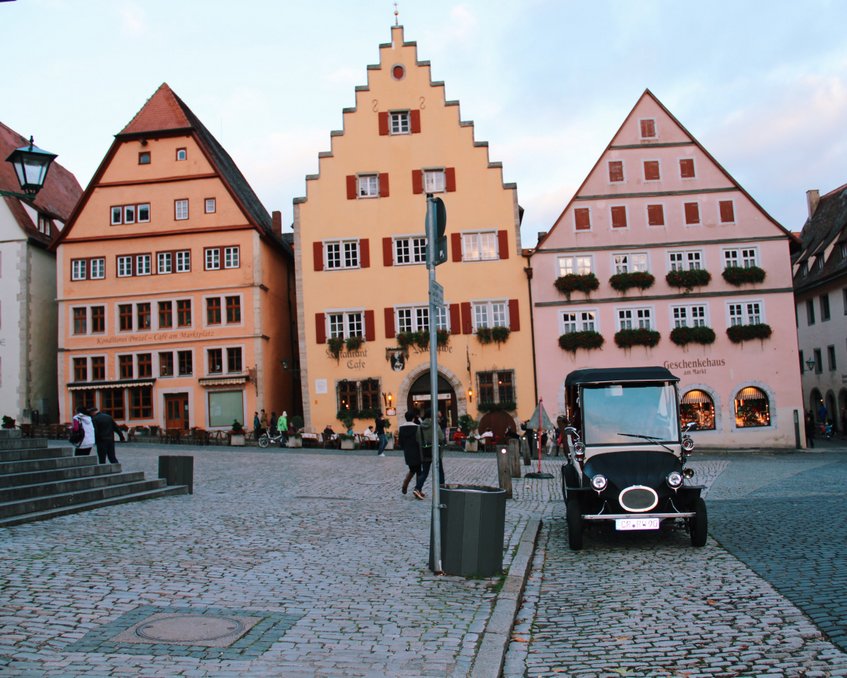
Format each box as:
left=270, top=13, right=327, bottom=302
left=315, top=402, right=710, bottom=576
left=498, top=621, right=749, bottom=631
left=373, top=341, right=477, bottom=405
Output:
left=294, top=25, right=534, bottom=437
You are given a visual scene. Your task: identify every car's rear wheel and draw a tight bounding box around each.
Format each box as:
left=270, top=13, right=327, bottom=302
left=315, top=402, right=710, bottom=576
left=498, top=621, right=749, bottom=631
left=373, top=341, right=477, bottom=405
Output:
left=258, top=434, right=270, bottom=449
left=567, top=496, right=583, bottom=550
left=690, top=497, right=707, bottom=547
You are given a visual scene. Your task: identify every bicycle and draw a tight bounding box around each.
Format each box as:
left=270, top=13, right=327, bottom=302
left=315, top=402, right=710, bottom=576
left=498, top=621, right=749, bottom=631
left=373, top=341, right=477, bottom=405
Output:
left=257, top=429, right=285, bottom=448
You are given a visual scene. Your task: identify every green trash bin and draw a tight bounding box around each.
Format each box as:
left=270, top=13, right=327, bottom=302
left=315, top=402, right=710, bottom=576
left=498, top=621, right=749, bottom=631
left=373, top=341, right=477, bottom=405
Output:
left=431, top=484, right=506, bottom=577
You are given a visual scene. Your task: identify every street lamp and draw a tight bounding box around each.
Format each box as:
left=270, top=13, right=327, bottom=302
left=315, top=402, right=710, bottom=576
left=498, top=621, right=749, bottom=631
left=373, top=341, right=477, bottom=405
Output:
left=805, top=357, right=816, bottom=372
left=5, top=136, right=57, bottom=197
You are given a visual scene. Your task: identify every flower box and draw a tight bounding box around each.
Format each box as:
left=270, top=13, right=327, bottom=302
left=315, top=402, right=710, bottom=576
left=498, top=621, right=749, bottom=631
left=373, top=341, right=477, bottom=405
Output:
left=476, top=326, right=511, bottom=346
left=722, top=265, right=766, bottom=286
left=665, top=269, right=711, bottom=290
left=726, top=323, right=772, bottom=343
left=670, top=326, right=716, bottom=346
left=609, top=271, right=655, bottom=293
left=554, top=273, right=599, bottom=299
left=558, top=330, right=605, bottom=353
left=229, top=433, right=246, bottom=447
left=614, top=328, right=661, bottom=349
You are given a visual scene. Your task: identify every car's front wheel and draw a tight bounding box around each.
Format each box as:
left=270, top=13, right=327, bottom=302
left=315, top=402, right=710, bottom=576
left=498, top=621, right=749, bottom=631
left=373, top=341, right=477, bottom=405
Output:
left=689, top=497, right=707, bottom=547
left=567, top=496, right=583, bottom=550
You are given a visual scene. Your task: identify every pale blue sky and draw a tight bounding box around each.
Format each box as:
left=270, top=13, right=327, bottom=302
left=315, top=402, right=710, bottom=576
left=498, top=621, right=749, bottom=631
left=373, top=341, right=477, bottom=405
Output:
left=3, top=0, right=845, bottom=242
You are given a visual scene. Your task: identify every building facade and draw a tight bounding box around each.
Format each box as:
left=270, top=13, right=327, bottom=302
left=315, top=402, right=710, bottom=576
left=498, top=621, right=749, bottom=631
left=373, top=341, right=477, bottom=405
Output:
left=793, top=184, right=847, bottom=434
left=55, top=84, right=297, bottom=431
left=294, top=25, right=534, bottom=435
left=530, top=90, right=804, bottom=448
left=0, top=122, right=81, bottom=426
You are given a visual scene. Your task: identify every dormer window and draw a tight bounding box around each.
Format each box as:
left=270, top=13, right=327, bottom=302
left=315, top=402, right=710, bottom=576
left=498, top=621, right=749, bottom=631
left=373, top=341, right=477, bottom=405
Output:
left=816, top=256, right=825, bottom=271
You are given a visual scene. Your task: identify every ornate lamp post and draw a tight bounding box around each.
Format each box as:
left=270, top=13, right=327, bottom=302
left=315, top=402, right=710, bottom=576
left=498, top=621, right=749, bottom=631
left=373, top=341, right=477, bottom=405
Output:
left=4, top=136, right=57, bottom=198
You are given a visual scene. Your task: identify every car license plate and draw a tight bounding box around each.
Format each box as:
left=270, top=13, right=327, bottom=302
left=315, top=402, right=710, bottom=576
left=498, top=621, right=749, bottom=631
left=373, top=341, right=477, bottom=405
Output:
left=616, top=517, right=660, bottom=531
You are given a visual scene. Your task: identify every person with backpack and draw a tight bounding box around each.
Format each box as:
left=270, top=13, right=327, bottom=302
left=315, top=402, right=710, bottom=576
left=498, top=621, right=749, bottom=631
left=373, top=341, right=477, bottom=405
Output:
left=70, top=405, right=95, bottom=456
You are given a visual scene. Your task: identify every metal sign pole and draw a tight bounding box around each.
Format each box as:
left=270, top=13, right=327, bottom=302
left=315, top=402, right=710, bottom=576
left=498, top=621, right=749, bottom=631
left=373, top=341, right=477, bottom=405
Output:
left=426, top=195, right=443, bottom=574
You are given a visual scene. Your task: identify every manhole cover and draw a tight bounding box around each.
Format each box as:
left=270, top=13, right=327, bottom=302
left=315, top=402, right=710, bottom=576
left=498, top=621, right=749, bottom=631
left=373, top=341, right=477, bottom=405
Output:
left=113, top=612, right=260, bottom=647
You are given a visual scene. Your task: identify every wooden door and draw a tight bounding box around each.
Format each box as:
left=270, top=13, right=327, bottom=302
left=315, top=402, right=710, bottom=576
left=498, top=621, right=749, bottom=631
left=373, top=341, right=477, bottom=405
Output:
left=164, top=393, right=189, bottom=430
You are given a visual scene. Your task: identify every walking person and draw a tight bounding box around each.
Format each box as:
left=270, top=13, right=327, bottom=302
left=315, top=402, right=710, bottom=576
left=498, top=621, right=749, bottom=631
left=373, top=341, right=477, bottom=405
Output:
left=805, top=410, right=816, bottom=448
left=375, top=411, right=388, bottom=457
left=269, top=411, right=277, bottom=436
left=89, top=407, right=125, bottom=464
left=398, top=410, right=422, bottom=495
left=414, top=410, right=446, bottom=499
left=260, top=409, right=269, bottom=436
left=277, top=411, right=289, bottom=447
left=71, top=406, right=95, bottom=456
left=252, top=411, right=261, bottom=440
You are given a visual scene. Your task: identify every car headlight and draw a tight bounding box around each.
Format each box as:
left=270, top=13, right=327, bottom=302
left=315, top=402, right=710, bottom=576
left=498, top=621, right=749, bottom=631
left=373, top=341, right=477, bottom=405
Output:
left=574, top=441, right=585, bottom=461
left=666, top=471, right=684, bottom=489
left=591, top=474, right=608, bottom=491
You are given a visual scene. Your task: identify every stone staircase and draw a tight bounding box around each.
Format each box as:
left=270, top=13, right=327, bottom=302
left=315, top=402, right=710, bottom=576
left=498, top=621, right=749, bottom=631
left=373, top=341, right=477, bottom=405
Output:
left=0, top=430, right=188, bottom=528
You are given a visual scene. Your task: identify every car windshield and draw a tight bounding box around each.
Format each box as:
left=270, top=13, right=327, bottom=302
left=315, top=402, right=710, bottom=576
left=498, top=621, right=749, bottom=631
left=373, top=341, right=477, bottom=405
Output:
left=581, top=382, right=678, bottom=445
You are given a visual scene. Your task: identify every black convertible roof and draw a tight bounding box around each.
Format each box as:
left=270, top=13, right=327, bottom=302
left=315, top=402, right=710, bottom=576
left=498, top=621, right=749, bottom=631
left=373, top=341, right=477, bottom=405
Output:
left=565, top=366, right=679, bottom=388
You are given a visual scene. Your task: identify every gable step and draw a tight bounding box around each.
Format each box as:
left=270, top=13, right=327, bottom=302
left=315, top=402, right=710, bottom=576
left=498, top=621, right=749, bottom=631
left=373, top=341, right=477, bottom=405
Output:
left=0, top=472, right=146, bottom=503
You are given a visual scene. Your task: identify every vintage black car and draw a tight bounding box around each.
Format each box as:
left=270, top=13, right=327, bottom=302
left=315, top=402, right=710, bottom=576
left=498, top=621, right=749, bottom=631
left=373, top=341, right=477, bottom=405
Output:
left=561, top=366, right=706, bottom=550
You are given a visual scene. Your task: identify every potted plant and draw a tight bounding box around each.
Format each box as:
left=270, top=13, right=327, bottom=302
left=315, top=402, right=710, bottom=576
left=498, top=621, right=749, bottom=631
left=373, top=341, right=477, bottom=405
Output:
left=345, top=336, right=364, bottom=351
left=666, top=269, right=711, bottom=290
left=327, top=336, right=344, bottom=360
left=2, top=415, right=16, bottom=429
left=726, top=323, right=772, bottom=344
left=558, top=331, right=604, bottom=353
left=609, top=271, right=655, bottom=293
left=614, top=328, right=661, bottom=349
left=491, top=326, right=510, bottom=345
left=229, top=420, right=246, bottom=446
left=338, top=432, right=357, bottom=450
left=722, top=265, right=766, bottom=286
left=554, top=273, right=599, bottom=300
left=458, top=414, right=479, bottom=452
left=670, top=326, right=716, bottom=346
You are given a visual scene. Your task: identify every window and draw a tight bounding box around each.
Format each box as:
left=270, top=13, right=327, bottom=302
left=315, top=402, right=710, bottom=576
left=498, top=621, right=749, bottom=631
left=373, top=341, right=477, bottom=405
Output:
left=73, top=358, right=87, bottom=382
left=110, top=203, right=150, bottom=225
left=158, top=301, right=173, bottom=328
left=138, top=204, right=150, bottom=222
left=91, top=356, right=105, bottom=381
left=129, top=386, right=153, bottom=419
left=207, top=298, right=222, bottom=325
left=176, top=299, right=192, bottom=327
left=462, top=231, right=498, bottom=261
left=806, top=299, right=815, bottom=325
left=574, top=208, right=591, bottom=231
left=813, top=348, right=823, bottom=374
left=728, top=301, right=763, bottom=326
left=137, top=303, right=151, bottom=330
left=668, top=250, right=702, bottom=271
left=640, top=119, right=656, bottom=138
left=816, top=256, right=824, bottom=272
left=205, top=198, right=216, bottom=214
left=734, top=386, right=770, bottom=428
left=679, top=158, right=695, bottom=178
left=608, top=161, right=624, bottom=183
left=137, top=353, right=152, bottom=378
left=327, top=311, right=364, bottom=339
left=684, top=202, right=700, bottom=225
left=72, top=307, right=87, bottom=335
left=336, top=378, right=380, bottom=415
left=561, top=310, right=597, bottom=333
left=390, top=111, right=410, bottom=134
left=325, top=240, right=360, bottom=269
left=175, top=250, right=190, bottom=272
left=723, top=248, right=758, bottom=269
left=643, top=160, right=660, bottom=181
left=681, top=390, right=715, bottom=430
left=394, top=236, right=427, bottom=265
left=177, top=350, right=193, bottom=376
left=224, top=246, right=240, bottom=269
left=672, top=304, right=707, bottom=328
left=617, top=307, right=654, bottom=330
left=175, top=199, right=189, bottom=220
left=205, top=248, right=221, bottom=270
left=159, top=352, right=174, bottom=377
left=719, top=200, right=735, bottom=223
left=124, top=205, right=135, bottom=224
left=138, top=151, right=151, bottom=165
left=91, top=306, right=105, bottom=333
left=111, top=206, right=122, bottom=225
left=91, top=258, right=105, bottom=279
left=135, top=254, right=151, bottom=276
left=423, top=169, right=445, bottom=193
left=613, top=252, right=648, bottom=274
left=396, top=305, right=448, bottom=334
left=119, top=304, right=133, bottom=331
left=117, top=256, right=133, bottom=277
left=820, top=294, right=831, bottom=321
left=477, top=370, right=515, bottom=409
left=225, top=296, right=241, bottom=323
left=610, top=206, right=627, bottom=229
left=119, top=355, right=133, bottom=380
left=101, top=388, right=125, bottom=420
left=357, top=174, right=379, bottom=198
left=828, top=345, right=837, bottom=371
left=227, top=347, right=243, bottom=373
left=208, top=348, right=223, bottom=374
left=176, top=148, right=187, bottom=161
left=71, top=260, right=87, bottom=281
left=158, top=252, right=172, bottom=274
left=472, top=300, right=508, bottom=331
left=647, top=204, right=664, bottom=226
left=557, top=255, right=593, bottom=276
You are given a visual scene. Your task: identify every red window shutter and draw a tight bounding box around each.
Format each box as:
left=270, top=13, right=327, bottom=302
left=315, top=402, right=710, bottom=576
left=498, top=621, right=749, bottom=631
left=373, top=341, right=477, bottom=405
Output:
left=460, top=302, right=473, bottom=335
left=449, top=303, right=461, bottom=335
left=379, top=173, right=390, bottom=198
left=647, top=204, right=664, bottom=226
left=412, top=169, right=423, bottom=195
left=643, top=161, right=660, bottom=181
left=498, top=230, right=509, bottom=259
left=508, top=299, right=520, bottom=332
left=679, top=158, right=695, bottom=178
left=611, top=206, right=627, bottom=228
left=410, top=109, right=421, bottom=133
left=451, top=232, right=462, bottom=262
left=315, top=313, right=326, bottom=344
left=364, top=310, right=375, bottom=341
left=608, top=161, right=623, bottom=183
left=313, top=241, right=324, bottom=271
left=382, top=237, right=393, bottom=266
left=384, top=307, right=395, bottom=339
left=445, top=167, right=456, bottom=192
left=719, top=200, right=735, bottom=223
left=359, top=239, right=370, bottom=268
left=574, top=208, right=591, bottom=231
left=684, top=202, right=700, bottom=224
left=640, top=119, right=656, bottom=138
left=378, top=112, right=389, bottom=136
left=346, top=175, right=357, bottom=200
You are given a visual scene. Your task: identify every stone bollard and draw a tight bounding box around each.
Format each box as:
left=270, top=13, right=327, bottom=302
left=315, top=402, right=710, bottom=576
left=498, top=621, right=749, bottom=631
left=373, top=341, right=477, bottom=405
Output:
left=158, top=455, right=194, bottom=494
left=520, top=438, right=531, bottom=465
left=508, top=439, right=522, bottom=478
left=496, top=445, right=513, bottom=498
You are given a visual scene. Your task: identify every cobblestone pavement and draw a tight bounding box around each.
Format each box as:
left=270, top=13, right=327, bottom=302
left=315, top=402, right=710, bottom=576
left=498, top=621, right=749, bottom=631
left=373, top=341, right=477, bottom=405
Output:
left=504, top=449, right=847, bottom=678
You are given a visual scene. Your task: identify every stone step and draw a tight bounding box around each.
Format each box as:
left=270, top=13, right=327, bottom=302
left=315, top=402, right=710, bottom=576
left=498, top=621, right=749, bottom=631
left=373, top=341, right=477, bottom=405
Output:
left=0, top=471, right=146, bottom=503
left=0, top=485, right=188, bottom=528
left=0, top=436, right=51, bottom=451
left=0, top=446, right=72, bottom=462
left=0, top=478, right=172, bottom=519
left=0, top=455, right=103, bottom=476
left=0, top=462, right=120, bottom=488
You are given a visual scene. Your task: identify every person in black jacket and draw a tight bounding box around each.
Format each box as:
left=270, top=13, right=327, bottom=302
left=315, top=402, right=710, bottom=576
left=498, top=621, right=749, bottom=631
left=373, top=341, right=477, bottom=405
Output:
left=398, top=410, right=422, bottom=496
left=89, top=407, right=125, bottom=464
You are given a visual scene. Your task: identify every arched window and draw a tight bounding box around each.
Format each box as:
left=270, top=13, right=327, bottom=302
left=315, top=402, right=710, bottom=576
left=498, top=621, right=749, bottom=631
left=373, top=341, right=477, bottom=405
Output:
left=734, top=386, right=770, bottom=428
left=680, top=390, right=715, bottom=430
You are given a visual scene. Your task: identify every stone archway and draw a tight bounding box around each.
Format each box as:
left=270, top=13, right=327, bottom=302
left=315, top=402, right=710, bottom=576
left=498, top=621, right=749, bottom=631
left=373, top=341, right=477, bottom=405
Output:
left=397, top=362, right=466, bottom=428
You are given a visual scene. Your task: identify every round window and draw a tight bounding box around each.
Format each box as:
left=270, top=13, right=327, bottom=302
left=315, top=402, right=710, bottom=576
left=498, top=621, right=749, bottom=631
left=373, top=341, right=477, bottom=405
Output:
left=392, top=64, right=405, bottom=80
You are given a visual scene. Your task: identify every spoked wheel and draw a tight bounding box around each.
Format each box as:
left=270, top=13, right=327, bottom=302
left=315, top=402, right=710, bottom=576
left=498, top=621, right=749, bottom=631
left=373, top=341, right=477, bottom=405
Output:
left=689, top=497, right=708, bottom=547
left=258, top=434, right=270, bottom=449
left=566, top=496, right=584, bottom=551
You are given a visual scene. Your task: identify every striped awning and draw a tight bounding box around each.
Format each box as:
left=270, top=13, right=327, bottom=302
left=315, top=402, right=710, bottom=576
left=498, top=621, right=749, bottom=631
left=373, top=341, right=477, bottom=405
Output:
left=67, top=379, right=155, bottom=391
left=681, top=390, right=712, bottom=404
left=198, top=376, right=248, bottom=388
left=736, top=387, right=766, bottom=400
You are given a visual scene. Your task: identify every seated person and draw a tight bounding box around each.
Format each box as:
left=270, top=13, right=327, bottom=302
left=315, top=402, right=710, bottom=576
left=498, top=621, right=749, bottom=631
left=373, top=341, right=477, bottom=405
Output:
left=322, top=425, right=336, bottom=440
left=480, top=428, right=494, bottom=439
left=362, top=425, right=378, bottom=441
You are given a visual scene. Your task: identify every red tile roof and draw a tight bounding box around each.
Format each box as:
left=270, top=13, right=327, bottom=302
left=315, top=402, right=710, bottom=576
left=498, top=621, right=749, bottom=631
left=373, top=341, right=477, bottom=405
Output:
left=120, top=83, right=192, bottom=135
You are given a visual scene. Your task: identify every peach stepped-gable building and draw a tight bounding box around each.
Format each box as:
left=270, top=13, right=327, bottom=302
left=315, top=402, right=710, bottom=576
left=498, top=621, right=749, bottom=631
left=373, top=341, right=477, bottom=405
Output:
left=530, top=90, right=803, bottom=448
left=294, top=25, right=533, bottom=436
left=1, top=122, right=82, bottom=426
left=55, top=84, right=297, bottom=432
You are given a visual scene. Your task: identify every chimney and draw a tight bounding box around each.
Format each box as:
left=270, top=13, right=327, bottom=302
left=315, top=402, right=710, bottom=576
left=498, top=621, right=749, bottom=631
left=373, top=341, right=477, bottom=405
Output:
left=806, top=190, right=820, bottom=218
left=536, top=231, right=547, bottom=244
left=272, top=210, right=282, bottom=234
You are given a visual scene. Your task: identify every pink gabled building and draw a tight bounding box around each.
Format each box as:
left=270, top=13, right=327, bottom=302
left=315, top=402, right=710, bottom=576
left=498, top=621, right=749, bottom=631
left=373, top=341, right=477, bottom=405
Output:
left=529, top=90, right=804, bottom=448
